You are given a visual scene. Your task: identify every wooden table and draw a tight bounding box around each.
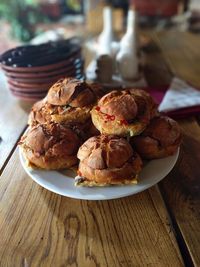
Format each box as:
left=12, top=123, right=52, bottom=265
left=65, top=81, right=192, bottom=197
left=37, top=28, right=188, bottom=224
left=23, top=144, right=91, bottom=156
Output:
left=0, top=31, right=200, bottom=267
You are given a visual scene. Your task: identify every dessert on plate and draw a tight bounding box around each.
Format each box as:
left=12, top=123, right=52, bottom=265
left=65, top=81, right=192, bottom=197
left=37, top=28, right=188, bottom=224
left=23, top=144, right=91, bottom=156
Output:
left=75, top=135, right=142, bottom=186
left=131, top=116, right=182, bottom=159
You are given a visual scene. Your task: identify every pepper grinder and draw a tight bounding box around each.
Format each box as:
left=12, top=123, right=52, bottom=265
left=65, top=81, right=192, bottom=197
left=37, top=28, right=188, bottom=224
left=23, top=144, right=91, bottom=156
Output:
left=116, top=8, right=139, bottom=81
left=96, top=6, right=114, bottom=83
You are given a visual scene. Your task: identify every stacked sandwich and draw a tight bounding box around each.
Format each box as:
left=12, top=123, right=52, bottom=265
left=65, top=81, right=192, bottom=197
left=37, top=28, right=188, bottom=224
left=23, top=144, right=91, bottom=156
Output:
left=19, top=77, right=182, bottom=187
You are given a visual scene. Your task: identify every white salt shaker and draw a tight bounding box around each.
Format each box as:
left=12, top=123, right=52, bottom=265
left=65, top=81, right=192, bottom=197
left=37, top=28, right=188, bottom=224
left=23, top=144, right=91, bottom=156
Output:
left=116, top=8, right=139, bottom=80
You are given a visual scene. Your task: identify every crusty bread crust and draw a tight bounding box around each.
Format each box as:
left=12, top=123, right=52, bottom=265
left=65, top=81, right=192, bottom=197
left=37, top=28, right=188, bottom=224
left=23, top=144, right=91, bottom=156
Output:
left=28, top=98, right=51, bottom=126
left=22, top=147, right=78, bottom=170
left=132, top=136, right=181, bottom=159
left=19, top=123, right=81, bottom=170
left=91, top=108, right=146, bottom=137
left=29, top=78, right=98, bottom=126
left=77, top=161, right=140, bottom=185
left=131, top=116, right=182, bottom=159
left=77, top=135, right=142, bottom=186
left=47, top=78, right=95, bottom=107
left=91, top=89, right=157, bottom=137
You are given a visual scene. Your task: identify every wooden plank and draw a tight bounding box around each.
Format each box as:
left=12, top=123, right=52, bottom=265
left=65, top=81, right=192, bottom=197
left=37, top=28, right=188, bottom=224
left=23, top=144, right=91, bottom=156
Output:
left=151, top=32, right=200, bottom=267
left=0, top=72, right=29, bottom=173
left=159, top=120, right=200, bottom=267
left=0, top=148, right=184, bottom=267
left=142, top=31, right=173, bottom=87
left=153, top=31, right=200, bottom=88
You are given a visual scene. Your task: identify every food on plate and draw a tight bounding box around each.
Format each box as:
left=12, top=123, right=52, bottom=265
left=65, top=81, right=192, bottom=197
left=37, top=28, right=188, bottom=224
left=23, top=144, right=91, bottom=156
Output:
left=129, top=88, right=158, bottom=119
left=19, top=122, right=82, bottom=169
left=46, top=77, right=96, bottom=123
left=88, top=82, right=109, bottom=99
left=28, top=78, right=102, bottom=139
left=19, top=75, right=181, bottom=190
left=91, top=89, right=157, bottom=137
left=75, top=135, right=142, bottom=186
left=131, top=116, right=182, bottom=159
left=28, top=98, right=50, bottom=126
left=29, top=77, right=97, bottom=126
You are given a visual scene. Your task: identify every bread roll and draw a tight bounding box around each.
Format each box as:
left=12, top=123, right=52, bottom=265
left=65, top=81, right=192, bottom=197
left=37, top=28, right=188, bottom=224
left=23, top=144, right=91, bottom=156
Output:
left=91, top=89, right=157, bottom=137
left=19, top=122, right=82, bottom=169
left=131, top=116, right=182, bottom=159
left=76, top=135, right=142, bottom=186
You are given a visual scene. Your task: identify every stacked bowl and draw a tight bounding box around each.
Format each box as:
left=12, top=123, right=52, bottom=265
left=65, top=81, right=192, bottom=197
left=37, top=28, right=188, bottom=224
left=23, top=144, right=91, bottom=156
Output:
left=0, top=38, right=84, bottom=102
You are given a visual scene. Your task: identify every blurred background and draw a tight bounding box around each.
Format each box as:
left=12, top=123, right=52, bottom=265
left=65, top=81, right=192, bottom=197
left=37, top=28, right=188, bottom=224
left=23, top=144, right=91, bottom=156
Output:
left=0, top=0, right=200, bottom=53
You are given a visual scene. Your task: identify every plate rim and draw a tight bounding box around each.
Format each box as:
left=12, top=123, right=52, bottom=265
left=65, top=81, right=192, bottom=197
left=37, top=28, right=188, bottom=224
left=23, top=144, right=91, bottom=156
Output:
left=19, top=147, right=179, bottom=200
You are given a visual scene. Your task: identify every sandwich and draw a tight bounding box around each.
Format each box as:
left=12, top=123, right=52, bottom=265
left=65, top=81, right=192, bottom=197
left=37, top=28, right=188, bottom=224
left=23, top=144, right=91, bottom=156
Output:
left=75, top=134, right=142, bottom=186
left=91, top=89, right=157, bottom=137
left=131, top=116, right=182, bottom=159
left=19, top=122, right=82, bottom=169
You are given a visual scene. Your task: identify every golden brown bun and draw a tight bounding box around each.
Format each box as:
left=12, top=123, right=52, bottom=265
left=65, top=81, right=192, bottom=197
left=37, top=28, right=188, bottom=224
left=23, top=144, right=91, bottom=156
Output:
left=28, top=98, right=51, bottom=126
left=29, top=78, right=98, bottom=126
left=91, top=89, right=156, bottom=137
left=78, top=118, right=100, bottom=139
left=28, top=100, right=98, bottom=140
left=98, top=90, right=138, bottom=120
left=76, top=135, right=142, bottom=186
left=129, top=88, right=158, bottom=119
left=19, top=123, right=82, bottom=169
left=47, top=77, right=95, bottom=107
left=45, top=78, right=96, bottom=124
left=131, top=116, right=182, bottom=159
left=88, top=82, right=108, bottom=99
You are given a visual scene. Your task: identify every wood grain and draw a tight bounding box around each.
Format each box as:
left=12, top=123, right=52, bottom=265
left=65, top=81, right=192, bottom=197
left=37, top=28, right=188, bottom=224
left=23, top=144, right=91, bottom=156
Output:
left=0, top=148, right=184, bottom=267
left=142, top=32, right=173, bottom=87
left=150, top=31, right=200, bottom=267
left=159, top=120, right=200, bottom=267
left=0, top=72, right=28, bottom=173
left=153, top=31, right=200, bottom=88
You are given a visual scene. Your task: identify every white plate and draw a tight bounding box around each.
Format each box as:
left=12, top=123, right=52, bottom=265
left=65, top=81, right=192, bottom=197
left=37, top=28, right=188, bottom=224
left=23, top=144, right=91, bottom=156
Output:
left=19, top=148, right=179, bottom=200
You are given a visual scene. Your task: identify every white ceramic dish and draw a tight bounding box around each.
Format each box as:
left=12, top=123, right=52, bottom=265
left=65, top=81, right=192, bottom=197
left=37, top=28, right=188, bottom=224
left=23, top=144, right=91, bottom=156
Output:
left=19, top=148, right=179, bottom=200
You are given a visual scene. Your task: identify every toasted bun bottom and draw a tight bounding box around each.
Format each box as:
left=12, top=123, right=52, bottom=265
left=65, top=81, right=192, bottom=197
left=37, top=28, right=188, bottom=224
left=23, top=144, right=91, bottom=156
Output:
left=132, top=137, right=180, bottom=159
left=91, top=109, right=147, bottom=137
left=75, top=175, right=138, bottom=187
left=21, top=147, right=78, bottom=170
left=77, top=156, right=142, bottom=186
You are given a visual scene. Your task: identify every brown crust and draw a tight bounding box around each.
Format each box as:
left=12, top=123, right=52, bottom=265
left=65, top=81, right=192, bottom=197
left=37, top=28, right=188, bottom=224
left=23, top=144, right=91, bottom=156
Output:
left=78, top=160, right=140, bottom=185
left=19, top=123, right=81, bottom=169
left=91, top=89, right=156, bottom=137
left=28, top=98, right=94, bottom=126
left=132, top=116, right=182, bottom=159
left=98, top=90, right=138, bottom=120
left=22, top=148, right=78, bottom=170
left=29, top=78, right=98, bottom=126
left=88, top=82, right=108, bottom=99
left=91, top=108, right=147, bottom=137
left=28, top=98, right=51, bottom=126
left=77, top=135, right=142, bottom=185
left=46, top=77, right=96, bottom=107
left=129, top=88, right=158, bottom=119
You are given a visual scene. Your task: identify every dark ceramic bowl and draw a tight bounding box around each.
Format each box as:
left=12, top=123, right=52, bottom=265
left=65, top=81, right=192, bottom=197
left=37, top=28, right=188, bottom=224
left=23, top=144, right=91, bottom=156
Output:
left=0, top=39, right=84, bottom=102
